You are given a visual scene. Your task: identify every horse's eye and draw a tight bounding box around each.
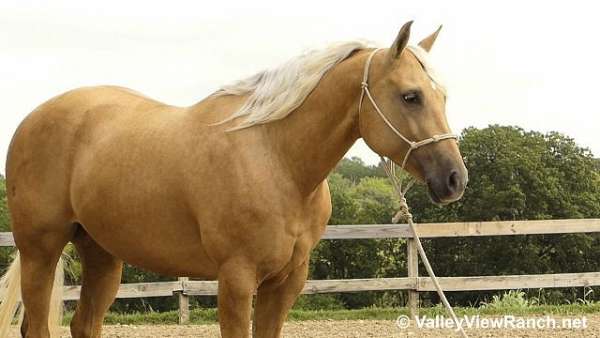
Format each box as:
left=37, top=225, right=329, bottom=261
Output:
left=402, top=91, right=421, bottom=105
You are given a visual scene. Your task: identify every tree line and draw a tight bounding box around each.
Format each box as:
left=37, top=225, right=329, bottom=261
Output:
left=1, top=125, right=599, bottom=311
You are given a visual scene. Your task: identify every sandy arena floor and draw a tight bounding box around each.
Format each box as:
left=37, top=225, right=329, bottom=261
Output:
left=9, top=316, right=600, bottom=337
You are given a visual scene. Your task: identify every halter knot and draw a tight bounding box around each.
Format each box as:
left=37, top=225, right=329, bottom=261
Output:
left=360, top=81, right=369, bottom=89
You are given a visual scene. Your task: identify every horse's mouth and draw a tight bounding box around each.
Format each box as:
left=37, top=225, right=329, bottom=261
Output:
left=427, top=185, right=446, bottom=206
left=426, top=182, right=456, bottom=206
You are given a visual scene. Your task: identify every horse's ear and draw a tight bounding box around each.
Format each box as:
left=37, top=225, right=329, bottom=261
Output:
left=418, top=25, right=443, bottom=52
left=389, top=21, right=413, bottom=59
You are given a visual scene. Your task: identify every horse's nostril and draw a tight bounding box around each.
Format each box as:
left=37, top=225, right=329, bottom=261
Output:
left=447, top=170, right=460, bottom=192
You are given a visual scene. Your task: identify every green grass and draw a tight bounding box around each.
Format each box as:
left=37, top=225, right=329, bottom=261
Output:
left=60, top=303, right=600, bottom=326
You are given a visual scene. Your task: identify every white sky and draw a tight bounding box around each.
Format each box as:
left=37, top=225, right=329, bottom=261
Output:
left=1, top=0, right=599, bottom=174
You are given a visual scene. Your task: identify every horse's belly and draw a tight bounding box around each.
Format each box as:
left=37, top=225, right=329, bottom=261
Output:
left=77, top=214, right=219, bottom=279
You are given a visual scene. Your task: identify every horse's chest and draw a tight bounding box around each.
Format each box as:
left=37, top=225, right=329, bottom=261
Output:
left=255, top=187, right=331, bottom=281
left=256, top=220, right=319, bottom=282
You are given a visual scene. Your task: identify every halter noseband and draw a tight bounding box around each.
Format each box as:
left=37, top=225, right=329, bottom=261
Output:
left=358, top=48, right=458, bottom=170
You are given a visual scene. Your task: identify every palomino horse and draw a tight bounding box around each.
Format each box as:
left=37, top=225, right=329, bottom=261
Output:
left=1, top=21, right=467, bottom=338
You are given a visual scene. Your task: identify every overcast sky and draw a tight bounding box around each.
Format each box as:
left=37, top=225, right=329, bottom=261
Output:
left=1, top=0, right=598, bottom=174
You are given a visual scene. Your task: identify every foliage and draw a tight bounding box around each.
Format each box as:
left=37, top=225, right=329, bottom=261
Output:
left=406, top=126, right=600, bottom=222
left=395, top=126, right=600, bottom=306
left=313, top=125, right=600, bottom=308
left=0, top=176, right=14, bottom=273
left=60, top=301, right=600, bottom=325
left=334, top=156, right=385, bottom=183
left=0, top=175, right=9, bottom=232
left=480, top=290, right=538, bottom=310
left=293, top=294, right=345, bottom=310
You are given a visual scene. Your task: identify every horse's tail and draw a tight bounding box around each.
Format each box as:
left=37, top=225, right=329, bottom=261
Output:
left=0, top=252, right=64, bottom=338
left=0, top=252, right=22, bottom=337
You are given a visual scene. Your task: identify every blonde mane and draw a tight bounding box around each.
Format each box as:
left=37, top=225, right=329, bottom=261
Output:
left=214, top=41, right=371, bottom=130
left=215, top=42, right=444, bottom=130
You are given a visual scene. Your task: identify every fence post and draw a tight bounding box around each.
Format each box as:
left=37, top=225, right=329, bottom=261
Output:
left=407, top=238, right=419, bottom=319
left=178, top=277, right=190, bottom=324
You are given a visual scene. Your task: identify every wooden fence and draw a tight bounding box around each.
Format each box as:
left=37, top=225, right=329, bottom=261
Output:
left=2, top=218, right=600, bottom=323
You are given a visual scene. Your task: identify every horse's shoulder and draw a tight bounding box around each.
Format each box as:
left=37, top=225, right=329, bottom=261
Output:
left=301, top=180, right=332, bottom=231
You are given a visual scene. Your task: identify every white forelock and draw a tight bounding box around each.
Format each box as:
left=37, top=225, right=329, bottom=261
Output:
left=406, top=45, right=447, bottom=96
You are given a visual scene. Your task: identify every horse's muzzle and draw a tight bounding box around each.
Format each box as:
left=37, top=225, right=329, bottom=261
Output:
left=426, top=165, right=468, bottom=205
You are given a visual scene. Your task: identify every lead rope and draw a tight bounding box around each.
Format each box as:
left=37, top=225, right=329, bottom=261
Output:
left=381, top=157, right=467, bottom=338
left=360, top=48, right=468, bottom=338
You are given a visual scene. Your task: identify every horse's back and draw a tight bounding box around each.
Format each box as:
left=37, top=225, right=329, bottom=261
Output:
left=5, top=86, right=180, bottom=233
left=5, top=84, right=322, bottom=278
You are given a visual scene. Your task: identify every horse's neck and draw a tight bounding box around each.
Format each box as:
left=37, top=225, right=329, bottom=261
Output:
left=267, top=50, right=370, bottom=195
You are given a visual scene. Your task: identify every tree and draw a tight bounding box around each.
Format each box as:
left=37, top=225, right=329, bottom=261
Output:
left=404, top=125, right=600, bottom=305
left=334, top=157, right=385, bottom=183
left=312, top=125, right=600, bottom=308
left=0, top=175, right=14, bottom=274
left=0, top=175, right=9, bottom=232
left=408, top=126, right=600, bottom=221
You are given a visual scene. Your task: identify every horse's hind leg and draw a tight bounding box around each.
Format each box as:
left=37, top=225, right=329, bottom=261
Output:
left=70, top=226, right=123, bottom=338
left=16, top=225, right=73, bottom=338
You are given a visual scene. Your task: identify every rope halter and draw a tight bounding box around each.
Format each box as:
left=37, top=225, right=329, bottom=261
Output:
left=358, top=48, right=458, bottom=172
left=358, top=48, right=469, bottom=338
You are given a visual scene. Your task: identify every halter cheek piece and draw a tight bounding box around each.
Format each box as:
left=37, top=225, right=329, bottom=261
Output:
left=358, top=48, right=458, bottom=170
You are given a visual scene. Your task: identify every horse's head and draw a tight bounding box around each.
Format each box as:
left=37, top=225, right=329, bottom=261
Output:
left=359, top=21, right=467, bottom=204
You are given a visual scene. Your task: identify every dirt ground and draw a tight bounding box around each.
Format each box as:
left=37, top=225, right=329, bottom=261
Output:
left=9, top=316, right=600, bottom=337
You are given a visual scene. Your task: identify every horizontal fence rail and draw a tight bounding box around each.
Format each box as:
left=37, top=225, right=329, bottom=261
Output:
left=2, top=218, right=599, bottom=322
left=58, top=272, right=600, bottom=301
left=323, top=218, right=600, bottom=239
left=3, top=219, right=600, bottom=247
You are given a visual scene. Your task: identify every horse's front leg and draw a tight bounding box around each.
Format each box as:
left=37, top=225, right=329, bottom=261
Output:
left=253, top=261, right=309, bottom=338
left=218, top=258, right=257, bottom=338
